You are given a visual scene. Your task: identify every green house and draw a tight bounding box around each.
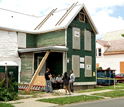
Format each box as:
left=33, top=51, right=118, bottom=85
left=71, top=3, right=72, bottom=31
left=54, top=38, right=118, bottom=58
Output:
left=0, top=3, right=98, bottom=89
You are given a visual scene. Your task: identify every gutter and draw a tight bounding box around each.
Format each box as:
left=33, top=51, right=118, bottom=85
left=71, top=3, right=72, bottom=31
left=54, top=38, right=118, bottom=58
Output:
left=0, top=26, right=67, bottom=34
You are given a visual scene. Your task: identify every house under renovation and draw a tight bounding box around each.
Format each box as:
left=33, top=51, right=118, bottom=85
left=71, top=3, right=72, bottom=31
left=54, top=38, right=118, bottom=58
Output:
left=0, top=2, right=98, bottom=89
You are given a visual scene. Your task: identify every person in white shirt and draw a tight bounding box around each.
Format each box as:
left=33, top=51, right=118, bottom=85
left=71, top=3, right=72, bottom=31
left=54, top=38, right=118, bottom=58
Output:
left=70, top=70, right=75, bottom=92
left=51, top=74, right=57, bottom=89
left=56, top=74, right=63, bottom=89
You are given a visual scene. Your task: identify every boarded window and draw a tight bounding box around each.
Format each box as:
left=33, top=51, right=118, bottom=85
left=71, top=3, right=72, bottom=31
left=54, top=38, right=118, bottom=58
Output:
left=72, top=27, right=80, bottom=50
left=72, top=55, right=80, bottom=77
left=85, top=56, right=92, bottom=77
left=84, top=29, right=91, bottom=51
left=17, top=33, right=26, bottom=48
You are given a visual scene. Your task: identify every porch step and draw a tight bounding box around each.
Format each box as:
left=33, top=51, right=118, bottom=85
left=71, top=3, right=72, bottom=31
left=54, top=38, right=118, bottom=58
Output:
left=18, top=84, right=46, bottom=91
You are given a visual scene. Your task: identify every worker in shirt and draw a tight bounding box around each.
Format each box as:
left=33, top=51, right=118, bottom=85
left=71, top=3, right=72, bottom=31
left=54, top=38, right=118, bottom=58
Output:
left=70, top=70, right=75, bottom=92
left=44, top=68, right=53, bottom=93
left=56, top=74, right=63, bottom=89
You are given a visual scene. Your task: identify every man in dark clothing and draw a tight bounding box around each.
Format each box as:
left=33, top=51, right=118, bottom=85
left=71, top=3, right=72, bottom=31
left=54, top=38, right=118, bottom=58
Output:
left=62, top=72, right=71, bottom=95
left=45, top=68, right=53, bottom=93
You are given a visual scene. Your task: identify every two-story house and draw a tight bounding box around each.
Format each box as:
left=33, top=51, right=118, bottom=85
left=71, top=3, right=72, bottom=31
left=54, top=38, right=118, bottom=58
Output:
left=0, top=3, right=98, bottom=89
left=96, top=29, right=124, bottom=74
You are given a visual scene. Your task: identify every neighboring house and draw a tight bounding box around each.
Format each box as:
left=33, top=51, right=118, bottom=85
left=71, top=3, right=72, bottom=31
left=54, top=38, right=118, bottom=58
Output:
left=96, top=30, right=124, bottom=74
left=0, top=3, right=98, bottom=89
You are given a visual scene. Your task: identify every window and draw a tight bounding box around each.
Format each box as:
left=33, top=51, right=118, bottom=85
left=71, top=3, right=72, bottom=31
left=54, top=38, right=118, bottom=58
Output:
left=85, top=56, right=92, bottom=77
left=72, top=55, right=80, bottom=77
left=84, top=29, right=91, bottom=51
left=72, top=27, right=80, bottom=50
left=96, top=48, right=102, bottom=57
left=79, top=12, right=85, bottom=22
left=98, top=48, right=102, bottom=56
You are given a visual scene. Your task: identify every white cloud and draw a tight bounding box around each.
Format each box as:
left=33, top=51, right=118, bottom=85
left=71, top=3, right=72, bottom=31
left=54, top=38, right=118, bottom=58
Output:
left=0, top=0, right=124, bottom=39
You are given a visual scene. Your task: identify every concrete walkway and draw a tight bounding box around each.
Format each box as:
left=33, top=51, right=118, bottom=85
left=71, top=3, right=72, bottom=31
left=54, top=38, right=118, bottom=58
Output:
left=7, top=89, right=113, bottom=107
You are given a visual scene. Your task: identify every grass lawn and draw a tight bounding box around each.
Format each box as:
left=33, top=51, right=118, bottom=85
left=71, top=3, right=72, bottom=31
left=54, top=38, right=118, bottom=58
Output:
left=93, top=90, right=124, bottom=98
left=78, top=83, right=124, bottom=93
left=0, top=103, right=14, bottom=107
left=37, top=95, right=104, bottom=105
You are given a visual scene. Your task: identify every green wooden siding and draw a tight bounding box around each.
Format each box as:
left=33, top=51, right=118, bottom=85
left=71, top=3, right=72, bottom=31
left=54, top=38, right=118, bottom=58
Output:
left=20, top=53, right=34, bottom=83
left=67, top=19, right=96, bottom=82
left=36, top=30, right=65, bottom=47
left=26, top=34, right=36, bottom=48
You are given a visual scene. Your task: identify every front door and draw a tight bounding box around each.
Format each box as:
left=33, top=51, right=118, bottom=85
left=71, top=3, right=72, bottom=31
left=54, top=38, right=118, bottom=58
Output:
left=37, top=56, right=46, bottom=75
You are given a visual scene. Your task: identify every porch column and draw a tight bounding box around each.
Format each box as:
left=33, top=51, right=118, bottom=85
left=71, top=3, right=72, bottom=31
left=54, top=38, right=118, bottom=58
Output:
left=63, top=52, right=67, bottom=75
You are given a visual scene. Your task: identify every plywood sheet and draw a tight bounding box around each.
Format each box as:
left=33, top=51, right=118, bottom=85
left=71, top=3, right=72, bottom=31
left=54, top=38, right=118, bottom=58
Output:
left=34, top=76, right=46, bottom=86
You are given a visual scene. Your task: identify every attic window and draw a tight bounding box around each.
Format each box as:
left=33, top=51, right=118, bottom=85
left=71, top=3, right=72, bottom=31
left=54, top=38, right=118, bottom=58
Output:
left=79, top=12, right=85, bottom=22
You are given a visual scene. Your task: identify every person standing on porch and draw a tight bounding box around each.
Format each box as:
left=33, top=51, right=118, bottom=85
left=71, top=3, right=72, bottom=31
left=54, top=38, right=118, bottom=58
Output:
left=70, top=70, right=75, bottom=93
left=45, top=68, right=53, bottom=93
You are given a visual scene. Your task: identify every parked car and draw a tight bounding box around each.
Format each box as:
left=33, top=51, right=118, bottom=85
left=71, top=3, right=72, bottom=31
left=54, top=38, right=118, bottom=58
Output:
left=115, top=73, right=124, bottom=83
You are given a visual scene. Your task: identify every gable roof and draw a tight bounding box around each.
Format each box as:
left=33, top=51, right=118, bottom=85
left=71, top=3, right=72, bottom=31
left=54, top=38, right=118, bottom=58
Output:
left=97, top=39, right=124, bottom=55
left=102, top=29, right=124, bottom=41
left=96, top=39, right=110, bottom=47
left=0, top=3, right=98, bottom=34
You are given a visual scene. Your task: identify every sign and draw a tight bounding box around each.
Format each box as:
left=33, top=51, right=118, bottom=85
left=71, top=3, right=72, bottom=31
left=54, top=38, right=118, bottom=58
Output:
left=80, top=63, right=84, bottom=68
left=86, top=65, right=91, bottom=70
left=75, top=31, right=80, bottom=37
left=80, top=57, right=84, bottom=62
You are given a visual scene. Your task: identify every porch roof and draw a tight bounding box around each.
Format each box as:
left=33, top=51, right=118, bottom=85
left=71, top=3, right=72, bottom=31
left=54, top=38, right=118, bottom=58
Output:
left=18, top=46, right=69, bottom=53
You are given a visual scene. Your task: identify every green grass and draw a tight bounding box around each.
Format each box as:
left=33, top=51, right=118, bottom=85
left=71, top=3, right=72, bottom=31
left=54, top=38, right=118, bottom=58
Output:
left=93, top=90, right=124, bottom=98
left=0, top=103, right=14, bottom=107
left=78, top=83, right=124, bottom=93
left=37, top=95, right=104, bottom=105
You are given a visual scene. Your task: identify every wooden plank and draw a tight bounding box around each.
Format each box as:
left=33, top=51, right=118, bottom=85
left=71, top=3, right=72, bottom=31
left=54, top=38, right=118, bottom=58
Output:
left=55, top=3, right=75, bottom=26
left=34, top=76, right=46, bottom=86
left=58, top=2, right=78, bottom=25
left=38, top=8, right=57, bottom=30
left=26, top=51, right=50, bottom=93
left=34, top=9, right=55, bottom=30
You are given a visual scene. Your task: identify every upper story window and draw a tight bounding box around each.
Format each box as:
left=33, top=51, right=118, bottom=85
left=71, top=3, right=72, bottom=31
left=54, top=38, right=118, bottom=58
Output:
left=98, top=48, right=101, bottom=56
left=79, top=12, right=85, bottom=22
left=96, top=48, right=102, bottom=57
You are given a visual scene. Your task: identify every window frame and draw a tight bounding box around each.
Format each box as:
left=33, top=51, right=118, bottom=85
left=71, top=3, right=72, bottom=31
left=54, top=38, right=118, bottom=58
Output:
left=96, top=48, right=102, bottom=57
left=79, top=12, right=85, bottom=23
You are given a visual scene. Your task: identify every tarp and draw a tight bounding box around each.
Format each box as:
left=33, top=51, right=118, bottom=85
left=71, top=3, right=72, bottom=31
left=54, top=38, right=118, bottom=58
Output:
left=0, top=30, right=21, bottom=82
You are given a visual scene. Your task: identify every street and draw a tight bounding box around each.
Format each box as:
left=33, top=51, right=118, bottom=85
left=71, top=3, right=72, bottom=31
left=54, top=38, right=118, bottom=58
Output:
left=58, top=97, right=124, bottom=107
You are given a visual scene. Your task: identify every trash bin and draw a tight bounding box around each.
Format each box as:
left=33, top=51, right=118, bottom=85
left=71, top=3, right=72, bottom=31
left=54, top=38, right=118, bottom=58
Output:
left=97, top=70, right=115, bottom=86
left=0, top=61, right=18, bottom=93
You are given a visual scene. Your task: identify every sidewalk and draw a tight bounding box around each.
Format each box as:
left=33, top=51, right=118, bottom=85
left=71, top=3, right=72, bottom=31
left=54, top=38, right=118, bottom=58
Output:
left=7, top=89, right=113, bottom=107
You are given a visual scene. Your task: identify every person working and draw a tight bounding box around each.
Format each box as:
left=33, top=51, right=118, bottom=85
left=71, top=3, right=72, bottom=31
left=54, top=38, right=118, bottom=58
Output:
left=44, top=68, right=53, bottom=93
left=56, top=74, right=63, bottom=89
left=62, top=72, right=71, bottom=95
left=70, top=70, right=75, bottom=93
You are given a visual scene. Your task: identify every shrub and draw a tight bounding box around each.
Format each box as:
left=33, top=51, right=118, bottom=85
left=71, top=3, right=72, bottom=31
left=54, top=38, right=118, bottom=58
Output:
left=0, top=77, right=18, bottom=101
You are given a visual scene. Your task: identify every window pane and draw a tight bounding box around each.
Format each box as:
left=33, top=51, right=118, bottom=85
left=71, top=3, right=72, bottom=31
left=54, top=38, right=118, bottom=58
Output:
left=98, top=48, right=102, bottom=56
left=98, top=48, right=101, bottom=52
left=79, top=13, right=85, bottom=22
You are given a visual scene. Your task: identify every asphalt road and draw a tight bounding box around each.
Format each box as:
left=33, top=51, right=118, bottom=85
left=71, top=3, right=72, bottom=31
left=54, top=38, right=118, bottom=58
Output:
left=58, top=97, right=124, bottom=107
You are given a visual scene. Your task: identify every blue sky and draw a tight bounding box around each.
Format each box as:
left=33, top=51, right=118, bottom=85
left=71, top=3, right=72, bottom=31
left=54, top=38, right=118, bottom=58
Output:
left=0, top=0, right=124, bottom=39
